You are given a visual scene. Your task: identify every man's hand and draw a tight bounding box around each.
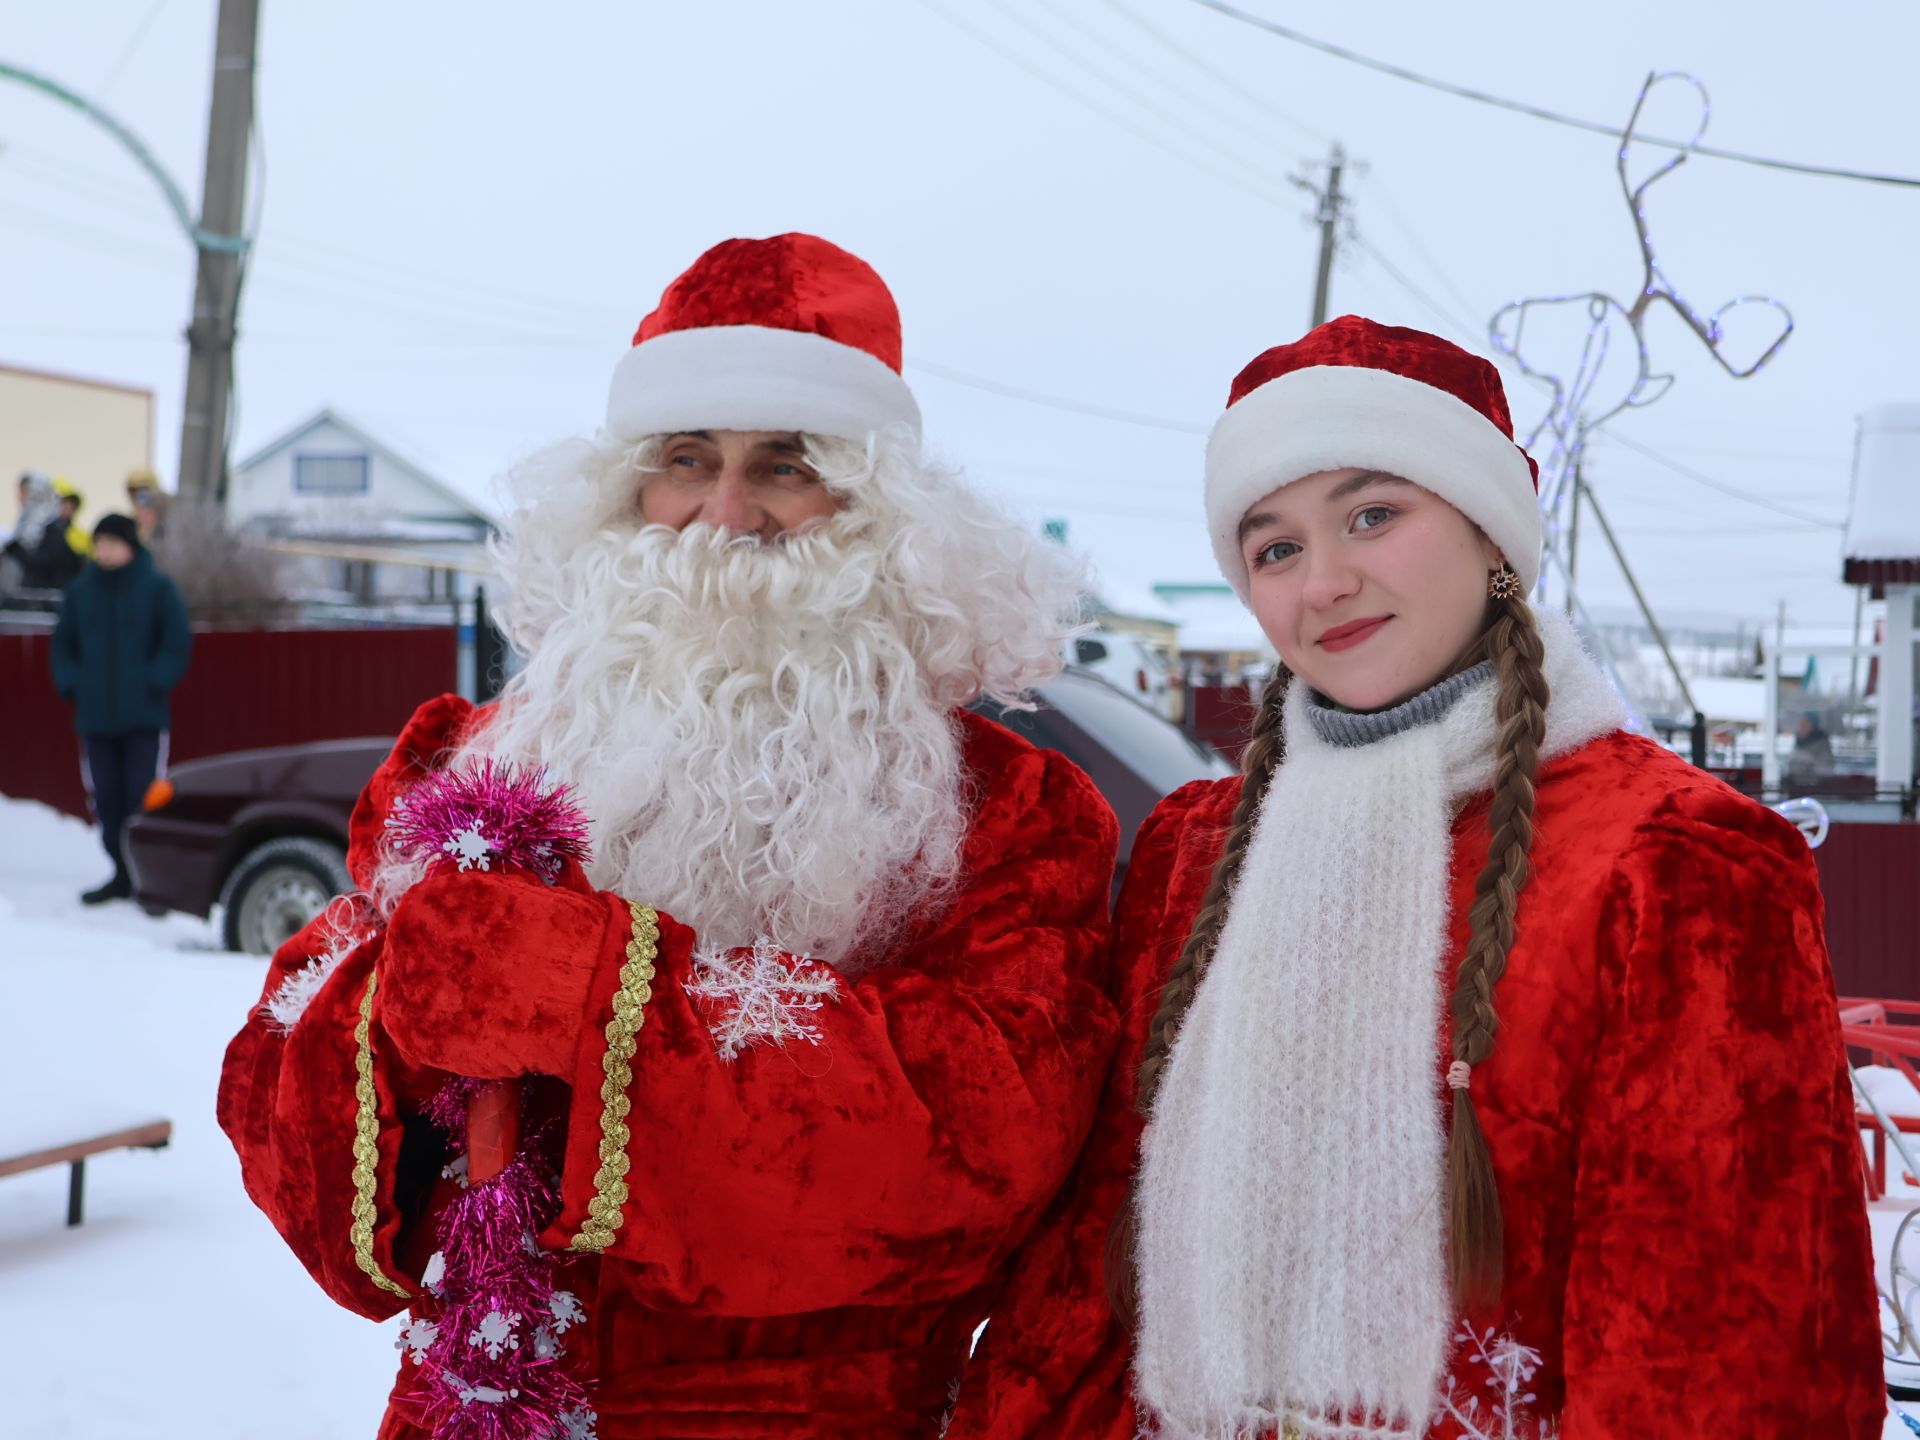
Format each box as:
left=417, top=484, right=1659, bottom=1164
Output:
left=379, top=864, right=616, bottom=1080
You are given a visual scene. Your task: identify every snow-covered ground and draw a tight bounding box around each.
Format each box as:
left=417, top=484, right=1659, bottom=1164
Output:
left=1, top=797, right=399, bottom=1439
left=1, top=792, right=1913, bottom=1437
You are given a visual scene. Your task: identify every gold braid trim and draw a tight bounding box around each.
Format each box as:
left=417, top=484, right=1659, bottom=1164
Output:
left=349, top=969, right=412, bottom=1299
left=568, top=901, right=658, bottom=1253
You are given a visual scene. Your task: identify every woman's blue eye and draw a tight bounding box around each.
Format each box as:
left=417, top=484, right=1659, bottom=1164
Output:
left=1254, top=539, right=1300, bottom=568
left=1354, top=505, right=1393, bottom=531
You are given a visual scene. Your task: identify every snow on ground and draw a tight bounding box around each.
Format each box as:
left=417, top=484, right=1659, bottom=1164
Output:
left=2, top=791, right=1914, bottom=1437
left=1, top=797, right=398, bottom=1439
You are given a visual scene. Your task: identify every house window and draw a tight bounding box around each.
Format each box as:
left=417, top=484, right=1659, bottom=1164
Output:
left=294, top=453, right=371, bottom=495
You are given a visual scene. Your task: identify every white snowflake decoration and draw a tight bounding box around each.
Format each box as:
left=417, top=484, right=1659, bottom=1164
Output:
left=396, top=1316, right=441, bottom=1365
left=421, top=1250, right=447, bottom=1297
left=442, top=1371, right=517, bottom=1407
left=549, top=1290, right=586, bottom=1335
left=468, top=1308, right=523, bottom=1360
left=685, top=938, right=840, bottom=1061
left=531, top=1325, right=558, bottom=1361
left=556, top=1405, right=599, bottom=1440
left=1435, top=1321, right=1555, bottom=1440
left=442, top=824, right=497, bottom=872
left=441, top=1153, right=469, bottom=1189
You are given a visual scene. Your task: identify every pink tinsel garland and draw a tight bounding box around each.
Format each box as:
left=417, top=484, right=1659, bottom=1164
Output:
left=401, top=1082, right=596, bottom=1440
left=385, top=760, right=592, bottom=885
left=385, top=763, right=600, bottom=1440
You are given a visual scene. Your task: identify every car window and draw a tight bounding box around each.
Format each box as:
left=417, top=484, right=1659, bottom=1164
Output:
left=1036, top=671, right=1232, bottom=789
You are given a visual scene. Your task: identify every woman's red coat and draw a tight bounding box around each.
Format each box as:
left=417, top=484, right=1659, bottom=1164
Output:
left=947, top=731, right=1884, bottom=1439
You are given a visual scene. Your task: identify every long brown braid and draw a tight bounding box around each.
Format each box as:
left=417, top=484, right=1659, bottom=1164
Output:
left=1445, top=592, right=1548, bottom=1305
left=1107, top=593, right=1551, bottom=1318
left=1108, top=664, right=1291, bottom=1321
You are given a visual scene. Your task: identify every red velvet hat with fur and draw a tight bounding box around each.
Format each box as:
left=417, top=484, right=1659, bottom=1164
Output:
left=606, top=233, right=921, bottom=444
left=1206, top=315, right=1541, bottom=601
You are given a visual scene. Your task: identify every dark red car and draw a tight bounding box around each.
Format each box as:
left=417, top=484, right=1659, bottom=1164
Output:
left=126, top=670, right=1231, bottom=955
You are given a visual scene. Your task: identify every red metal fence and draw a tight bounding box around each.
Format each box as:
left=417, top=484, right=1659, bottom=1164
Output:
left=1817, top=823, right=1920, bottom=1000
left=0, top=625, right=457, bottom=821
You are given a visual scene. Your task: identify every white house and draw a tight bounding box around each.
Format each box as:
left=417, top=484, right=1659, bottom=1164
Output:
left=229, top=409, right=496, bottom=602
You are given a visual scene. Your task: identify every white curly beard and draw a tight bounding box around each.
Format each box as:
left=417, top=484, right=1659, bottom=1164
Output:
left=413, top=430, right=1082, bottom=970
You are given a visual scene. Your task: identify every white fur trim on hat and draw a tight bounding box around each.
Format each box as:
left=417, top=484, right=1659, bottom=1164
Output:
left=1205, top=365, right=1542, bottom=601
left=606, top=324, right=922, bottom=444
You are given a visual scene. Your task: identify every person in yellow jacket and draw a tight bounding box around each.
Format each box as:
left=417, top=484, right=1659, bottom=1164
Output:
left=52, top=478, right=93, bottom=559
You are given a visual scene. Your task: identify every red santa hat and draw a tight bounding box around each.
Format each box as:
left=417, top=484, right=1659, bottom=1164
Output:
left=1205, top=315, right=1541, bottom=601
left=605, top=233, right=922, bottom=444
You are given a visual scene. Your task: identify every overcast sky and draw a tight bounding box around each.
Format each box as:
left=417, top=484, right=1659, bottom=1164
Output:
left=3, top=0, right=1914, bottom=632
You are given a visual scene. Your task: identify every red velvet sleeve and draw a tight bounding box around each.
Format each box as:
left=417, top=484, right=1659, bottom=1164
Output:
left=216, top=921, right=447, bottom=1321
left=947, top=780, right=1231, bottom=1439
left=536, top=744, right=1122, bottom=1316
left=216, top=694, right=480, bottom=1320
left=1559, top=790, right=1883, bottom=1437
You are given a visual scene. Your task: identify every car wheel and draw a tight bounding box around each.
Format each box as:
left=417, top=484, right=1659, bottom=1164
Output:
left=219, top=837, right=352, bottom=956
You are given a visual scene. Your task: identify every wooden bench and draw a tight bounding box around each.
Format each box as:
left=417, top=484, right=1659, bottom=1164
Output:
left=0, top=1120, right=173, bottom=1226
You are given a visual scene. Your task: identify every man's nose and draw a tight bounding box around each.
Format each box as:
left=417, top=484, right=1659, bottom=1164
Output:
left=698, top=467, right=763, bottom=534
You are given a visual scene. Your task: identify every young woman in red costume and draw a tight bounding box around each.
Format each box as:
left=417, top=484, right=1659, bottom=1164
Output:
left=948, top=316, right=1883, bottom=1440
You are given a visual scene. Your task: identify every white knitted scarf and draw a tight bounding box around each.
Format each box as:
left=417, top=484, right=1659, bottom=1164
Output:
left=1134, top=608, right=1624, bottom=1440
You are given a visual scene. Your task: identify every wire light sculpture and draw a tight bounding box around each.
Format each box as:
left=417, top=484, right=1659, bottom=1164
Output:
left=1488, top=72, right=1794, bottom=621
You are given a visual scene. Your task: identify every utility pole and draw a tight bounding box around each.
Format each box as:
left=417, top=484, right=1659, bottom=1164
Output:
left=175, top=0, right=258, bottom=504
left=1309, top=143, right=1345, bottom=329
left=1290, top=143, right=1350, bottom=331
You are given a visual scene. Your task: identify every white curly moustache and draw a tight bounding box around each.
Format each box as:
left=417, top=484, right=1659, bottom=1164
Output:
left=460, top=515, right=970, bottom=970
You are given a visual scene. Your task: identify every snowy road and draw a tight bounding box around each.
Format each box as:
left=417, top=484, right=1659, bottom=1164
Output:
left=1, top=793, right=1909, bottom=1437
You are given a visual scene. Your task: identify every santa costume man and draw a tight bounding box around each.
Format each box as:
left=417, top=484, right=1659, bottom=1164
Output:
left=219, top=233, right=1121, bottom=1439
left=946, top=317, right=1882, bottom=1438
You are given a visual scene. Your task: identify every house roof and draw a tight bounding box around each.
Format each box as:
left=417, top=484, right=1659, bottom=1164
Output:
left=1091, top=575, right=1180, bottom=625
left=234, top=407, right=497, bottom=524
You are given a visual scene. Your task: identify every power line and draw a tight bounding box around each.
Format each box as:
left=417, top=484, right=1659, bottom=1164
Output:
left=911, top=0, right=1291, bottom=208
left=1361, top=174, right=1486, bottom=329
left=1099, top=0, right=1328, bottom=146
left=976, top=0, right=1291, bottom=198
left=97, top=0, right=171, bottom=102
left=907, top=357, right=1210, bottom=434
left=1596, top=428, right=1846, bottom=530
left=1031, top=0, right=1320, bottom=162
left=1349, top=234, right=1482, bottom=343
left=1181, top=0, right=1920, bottom=189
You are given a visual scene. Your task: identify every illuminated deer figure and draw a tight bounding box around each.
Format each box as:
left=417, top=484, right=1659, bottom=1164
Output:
left=1488, top=71, right=1794, bottom=614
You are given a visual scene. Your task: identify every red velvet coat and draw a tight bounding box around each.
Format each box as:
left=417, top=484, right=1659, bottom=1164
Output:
left=947, top=731, right=1884, bottom=1439
left=217, top=694, right=1120, bottom=1439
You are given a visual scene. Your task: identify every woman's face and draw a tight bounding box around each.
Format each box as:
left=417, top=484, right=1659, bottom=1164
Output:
left=1237, top=468, right=1503, bottom=711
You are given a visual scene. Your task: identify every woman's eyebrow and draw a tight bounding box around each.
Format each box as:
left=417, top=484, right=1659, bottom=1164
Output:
left=1325, top=470, right=1409, bottom=503
left=1236, top=509, right=1279, bottom=545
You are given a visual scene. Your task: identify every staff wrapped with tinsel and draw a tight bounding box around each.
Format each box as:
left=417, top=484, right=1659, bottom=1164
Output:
left=383, top=762, right=599, bottom=1440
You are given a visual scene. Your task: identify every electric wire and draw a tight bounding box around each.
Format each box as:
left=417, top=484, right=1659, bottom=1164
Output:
left=1181, top=0, right=1920, bottom=188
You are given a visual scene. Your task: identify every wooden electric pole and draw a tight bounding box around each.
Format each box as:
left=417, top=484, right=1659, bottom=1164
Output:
left=175, top=0, right=258, bottom=504
left=1309, top=143, right=1345, bottom=329
left=1290, top=143, right=1349, bottom=331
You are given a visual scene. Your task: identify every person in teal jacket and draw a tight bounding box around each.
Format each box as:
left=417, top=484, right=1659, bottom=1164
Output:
left=50, top=513, right=193, bottom=904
